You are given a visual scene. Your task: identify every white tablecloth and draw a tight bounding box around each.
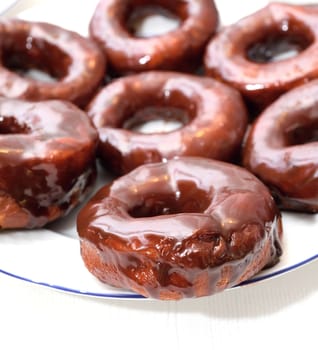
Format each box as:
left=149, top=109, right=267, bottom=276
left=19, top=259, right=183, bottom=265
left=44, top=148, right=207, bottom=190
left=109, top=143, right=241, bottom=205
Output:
left=1, top=260, right=317, bottom=349
left=1, top=1, right=317, bottom=349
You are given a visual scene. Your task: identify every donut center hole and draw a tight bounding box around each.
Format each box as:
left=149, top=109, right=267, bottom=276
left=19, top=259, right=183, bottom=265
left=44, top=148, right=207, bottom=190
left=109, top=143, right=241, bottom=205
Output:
left=123, top=106, right=189, bottom=133
left=127, top=4, right=181, bottom=38
left=129, top=181, right=210, bottom=218
left=247, top=20, right=314, bottom=63
left=0, top=116, right=31, bottom=134
left=285, top=120, right=318, bottom=145
left=2, top=34, right=71, bottom=82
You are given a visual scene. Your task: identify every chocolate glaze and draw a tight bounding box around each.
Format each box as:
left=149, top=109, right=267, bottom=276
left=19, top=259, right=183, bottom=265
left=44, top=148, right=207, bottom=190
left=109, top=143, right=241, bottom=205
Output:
left=204, top=3, right=318, bottom=111
left=87, top=71, right=248, bottom=175
left=0, top=98, right=98, bottom=229
left=0, top=19, right=106, bottom=107
left=89, top=0, right=218, bottom=74
left=77, top=157, right=282, bottom=300
left=243, top=80, right=318, bottom=213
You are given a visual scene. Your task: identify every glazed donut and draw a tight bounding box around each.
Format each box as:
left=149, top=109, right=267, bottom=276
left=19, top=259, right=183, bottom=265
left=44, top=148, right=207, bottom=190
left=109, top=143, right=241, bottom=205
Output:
left=0, top=19, right=105, bottom=106
left=0, top=98, right=98, bottom=229
left=243, top=80, right=318, bottom=213
left=77, top=157, right=283, bottom=300
left=204, top=3, right=318, bottom=111
left=87, top=71, right=248, bottom=175
left=89, top=0, right=218, bottom=74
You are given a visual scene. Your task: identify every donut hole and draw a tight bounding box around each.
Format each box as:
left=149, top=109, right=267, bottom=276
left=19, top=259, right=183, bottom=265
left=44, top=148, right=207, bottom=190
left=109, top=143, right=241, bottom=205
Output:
left=123, top=106, right=190, bottom=133
left=121, top=92, right=195, bottom=134
left=285, top=120, right=318, bottom=145
left=1, top=33, right=71, bottom=82
left=129, top=180, right=211, bottom=218
left=126, top=1, right=182, bottom=38
left=247, top=20, right=314, bottom=63
left=0, top=116, right=30, bottom=134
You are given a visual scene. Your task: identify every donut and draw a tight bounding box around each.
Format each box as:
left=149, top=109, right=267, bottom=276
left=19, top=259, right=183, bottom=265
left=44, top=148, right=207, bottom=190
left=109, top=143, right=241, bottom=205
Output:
left=77, top=157, right=283, bottom=300
left=204, top=3, right=318, bottom=111
left=243, top=80, right=318, bottom=213
left=0, top=19, right=105, bottom=107
left=0, top=98, right=98, bottom=229
left=87, top=71, right=248, bottom=175
left=89, top=0, right=218, bottom=74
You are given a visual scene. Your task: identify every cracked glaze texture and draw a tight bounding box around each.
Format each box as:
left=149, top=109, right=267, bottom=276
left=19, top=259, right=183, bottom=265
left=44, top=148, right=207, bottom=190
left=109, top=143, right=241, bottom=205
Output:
left=77, top=157, right=282, bottom=300
left=243, top=80, right=318, bottom=213
left=89, top=0, right=218, bottom=74
left=87, top=71, right=248, bottom=175
left=0, top=98, right=98, bottom=229
left=204, top=3, right=318, bottom=110
left=0, top=19, right=105, bottom=106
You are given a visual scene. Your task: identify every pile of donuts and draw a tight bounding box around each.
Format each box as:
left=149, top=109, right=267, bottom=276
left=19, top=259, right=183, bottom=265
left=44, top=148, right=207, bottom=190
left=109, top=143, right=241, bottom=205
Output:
left=0, top=0, right=317, bottom=300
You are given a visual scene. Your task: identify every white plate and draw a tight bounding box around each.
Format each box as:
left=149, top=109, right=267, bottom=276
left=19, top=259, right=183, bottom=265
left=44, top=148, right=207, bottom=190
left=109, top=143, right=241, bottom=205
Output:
left=0, top=0, right=19, bottom=15
left=0, top=165, right=317, bottom=299
left=0, top=0, right=317, bottom=299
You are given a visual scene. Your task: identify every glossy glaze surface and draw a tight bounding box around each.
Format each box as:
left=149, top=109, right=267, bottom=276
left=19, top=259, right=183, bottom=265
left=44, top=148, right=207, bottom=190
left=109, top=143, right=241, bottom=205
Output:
left=77, top=157, right=283, bottom=300
left=0, top=19, right=105, bottom=106
left=88, top=71, right=248, bottom=175
left=243, top=80, right=318, bottom=213
left=204, top=3, right=318, bottom=110
left=0, top=98, right=98, bottom=229
left=89, top=0, right=218, bottom=74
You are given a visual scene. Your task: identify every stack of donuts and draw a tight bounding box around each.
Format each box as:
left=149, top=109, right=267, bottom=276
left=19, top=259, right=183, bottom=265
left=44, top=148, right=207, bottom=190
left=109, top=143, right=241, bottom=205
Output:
left=0, top=0, right=317, bottom=299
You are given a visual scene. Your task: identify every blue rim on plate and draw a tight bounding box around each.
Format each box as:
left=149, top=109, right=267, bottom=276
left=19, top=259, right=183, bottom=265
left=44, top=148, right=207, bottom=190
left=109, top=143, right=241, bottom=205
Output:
left=1, top=253, right=317, bottom=299
left=0, top=268, right=146, bottom=299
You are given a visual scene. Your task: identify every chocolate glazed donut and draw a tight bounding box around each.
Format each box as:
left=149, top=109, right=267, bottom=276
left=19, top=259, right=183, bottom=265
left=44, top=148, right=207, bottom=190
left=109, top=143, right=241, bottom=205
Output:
left=87, top=71, right=248, bottom=175
left=204, top=3, right=318, bottom=111
left=0, top=98, right=98, bottom=229
left=77, top=157, right=283, bottom=300
left=89, top=0, right=218, bottom=74
left=243, top=80, right=318, bottom=213
left=0, top=19, right=105, bottom=107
